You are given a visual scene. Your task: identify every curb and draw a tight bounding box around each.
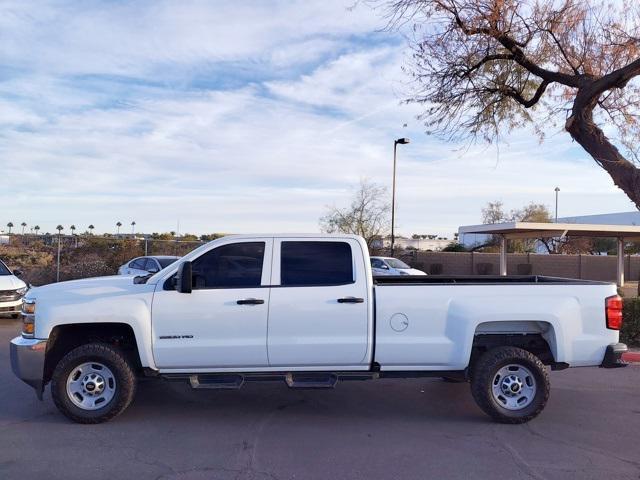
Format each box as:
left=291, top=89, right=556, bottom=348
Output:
left=622, top=351, right=640, bottom=363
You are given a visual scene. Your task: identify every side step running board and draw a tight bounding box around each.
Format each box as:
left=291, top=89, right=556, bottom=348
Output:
left=176, top=372, right=377, bottom=389
left=189, top=374, right=244, bottom=389
left=285, top=373, right=338, bottom=389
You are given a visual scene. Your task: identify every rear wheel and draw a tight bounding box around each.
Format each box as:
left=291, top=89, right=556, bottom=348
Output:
left=470, top=346, right=549, bottom=424
left=51, top=343, right=137, bottom=424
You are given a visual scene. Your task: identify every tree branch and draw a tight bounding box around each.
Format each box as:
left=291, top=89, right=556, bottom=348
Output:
left=464, top=53, right=514, bottom=76
left=489, top=79, right=550, bottom=108
left=589, top=57, right=640, bottom=101
left=494, top=33, right=584, bottom=87
left=439, top=1, right=584, bottom=87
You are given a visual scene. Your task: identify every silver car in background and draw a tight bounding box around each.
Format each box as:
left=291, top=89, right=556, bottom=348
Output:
left=118, top=256, right=179, bottom=276
left=370, top=256, right=426, bottom=276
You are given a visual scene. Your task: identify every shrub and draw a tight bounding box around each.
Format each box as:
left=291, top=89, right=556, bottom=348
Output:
left=442, top=242, right=467, bottom=252
left=622, top=298, right=640, bottom=347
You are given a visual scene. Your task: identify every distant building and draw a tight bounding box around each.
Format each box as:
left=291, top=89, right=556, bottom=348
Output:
left=382, top=236, right=455, bottom=252
left=559, top=211, right=640, bottom=226
left=460, top=211, right=640, bottom=250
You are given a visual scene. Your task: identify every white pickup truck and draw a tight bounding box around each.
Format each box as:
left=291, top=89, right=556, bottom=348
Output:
left=10, top=234, right=627, bottom=424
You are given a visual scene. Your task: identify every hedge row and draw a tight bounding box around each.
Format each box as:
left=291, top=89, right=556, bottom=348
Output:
left=622, top=298, right=640, bottom=347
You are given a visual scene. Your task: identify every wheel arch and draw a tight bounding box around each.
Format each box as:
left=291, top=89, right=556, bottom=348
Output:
left=470, top=321, right=559, bottom=368
left=44, top=323, right=142, bottom=385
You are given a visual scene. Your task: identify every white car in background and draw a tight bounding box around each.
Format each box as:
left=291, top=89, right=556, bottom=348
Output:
left=118, top=256, right=180, bottom=276
left=0, top=259, right=28, bottom=318
left=370, top=256, right=426, bottom=276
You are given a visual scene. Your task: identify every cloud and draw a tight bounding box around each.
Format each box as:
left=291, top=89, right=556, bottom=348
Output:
left=0, top=1, right=382, bottom=78
left=0, top=1, right=634, bottom=237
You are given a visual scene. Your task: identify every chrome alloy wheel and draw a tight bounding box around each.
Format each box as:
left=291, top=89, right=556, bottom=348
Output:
left=491, top=364, right=537, bottom=410
left=66, top=362, right=116, bottom=410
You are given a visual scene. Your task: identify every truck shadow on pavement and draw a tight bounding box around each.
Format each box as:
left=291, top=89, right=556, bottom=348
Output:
left=122, top=376, right=486, bottom=425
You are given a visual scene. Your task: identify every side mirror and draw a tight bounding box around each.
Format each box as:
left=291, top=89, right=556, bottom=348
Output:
left=147, top=267, right=159, bottom=274
left=13, top=269, right=23, bottom=277
left=175, top=261, right=192, bottom=293
left=382, top=264, right=389, bottom=270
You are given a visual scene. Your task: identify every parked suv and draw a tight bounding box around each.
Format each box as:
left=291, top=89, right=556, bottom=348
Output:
left=0, top=259, right=28, bottom=318
left=118, top=256, right=179, bottom=276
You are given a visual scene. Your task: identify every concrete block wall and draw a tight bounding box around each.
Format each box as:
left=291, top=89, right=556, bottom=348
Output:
left=403, top=251, right=640, bottom=283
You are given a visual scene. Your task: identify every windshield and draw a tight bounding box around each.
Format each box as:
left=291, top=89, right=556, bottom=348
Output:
left=158, top=258, right=178, bottom=268
left=386, top=258, right=410, bottom=269
left=0, top=260, right=11, bottom=275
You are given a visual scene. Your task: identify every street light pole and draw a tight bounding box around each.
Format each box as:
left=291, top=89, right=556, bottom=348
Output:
left=391, top=138, right=410, bottom=257
left=554, top=187, right=560, bottom=222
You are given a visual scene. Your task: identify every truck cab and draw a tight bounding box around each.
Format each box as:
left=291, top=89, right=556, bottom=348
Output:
left=152, top=235, right=373, bottom=371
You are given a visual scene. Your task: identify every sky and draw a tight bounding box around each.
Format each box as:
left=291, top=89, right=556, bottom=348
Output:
left=0, top=0, right=636, bottom=238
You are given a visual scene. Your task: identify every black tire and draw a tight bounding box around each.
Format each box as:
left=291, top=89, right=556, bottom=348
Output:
left=51, top=343, right=137, bottom=424
left=10, top=313, right=19, bottom=319
left=470, top=346, right=549, bottom=424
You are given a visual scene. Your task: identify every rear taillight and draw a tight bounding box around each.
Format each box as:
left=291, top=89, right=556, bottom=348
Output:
left=605, top=295, right=623, bottom=330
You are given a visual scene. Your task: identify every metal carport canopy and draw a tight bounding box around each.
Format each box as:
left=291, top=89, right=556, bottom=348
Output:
left=458, top=222, right=640, bottom=286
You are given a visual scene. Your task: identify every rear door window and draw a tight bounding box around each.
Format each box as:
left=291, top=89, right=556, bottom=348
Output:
left=144, top=258, right=159, bottom=271
left=281, top=241, right=353, bottom=286
left=371, top=258, right=385, bottom=269
left=158, top=258, right=178, bottom=268
left=130, top=258, right=146, bottom=269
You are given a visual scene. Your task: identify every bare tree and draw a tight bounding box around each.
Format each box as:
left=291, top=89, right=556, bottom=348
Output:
left=381, top=0, right=640, bottom=207
left=320, top=179, right=391, bottom=248
left=479, top=199, right=606, bottom=252
left=478, top=200, right=552, bottom=251
left=481, top=200, right=506, bottom=224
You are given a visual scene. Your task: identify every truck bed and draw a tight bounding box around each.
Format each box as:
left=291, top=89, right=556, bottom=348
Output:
left=373, top=275, right=610, bottom=285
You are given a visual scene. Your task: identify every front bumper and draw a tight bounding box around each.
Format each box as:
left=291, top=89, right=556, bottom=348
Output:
left=600, top=342, right=628, bottom=369
left=10, top=336, right=47, bottom=399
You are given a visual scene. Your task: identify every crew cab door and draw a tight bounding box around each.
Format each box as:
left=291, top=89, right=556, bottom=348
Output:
left=267, top=238, right=370, bottom=368
left=152, top=239, right=272, bottom=369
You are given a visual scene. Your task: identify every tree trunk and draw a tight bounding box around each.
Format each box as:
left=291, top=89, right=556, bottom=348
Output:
left=566, top=93, right=640, bottom=210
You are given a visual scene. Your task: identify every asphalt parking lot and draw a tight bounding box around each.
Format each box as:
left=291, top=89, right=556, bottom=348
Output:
left=0, top=318, right=638, bottom=480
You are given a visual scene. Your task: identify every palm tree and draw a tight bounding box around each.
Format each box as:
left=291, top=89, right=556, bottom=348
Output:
left=131, top=221, right=136, bottom=235
left=34, top=225, right=40, bottom=235
left=69, top=225, right=78, bottom=247
left=56, top=225, right=64, bottom=234
left=21, top=222, right=27, bottom=235
left=88, top=225, right=95, bottom=235
left=6, top=222, right=13, bottom=234
left=116, top=221, right=122, bottom=235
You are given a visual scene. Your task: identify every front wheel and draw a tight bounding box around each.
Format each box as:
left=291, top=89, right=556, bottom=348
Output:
left=51, top=343, right=137, bottom=424
left=470, top=346, right=549, bottom=424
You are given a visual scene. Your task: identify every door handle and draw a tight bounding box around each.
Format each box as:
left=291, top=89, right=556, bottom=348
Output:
left=337, top=297, right=364, bottom=304
left=237, top=298, right=265, bottom=305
